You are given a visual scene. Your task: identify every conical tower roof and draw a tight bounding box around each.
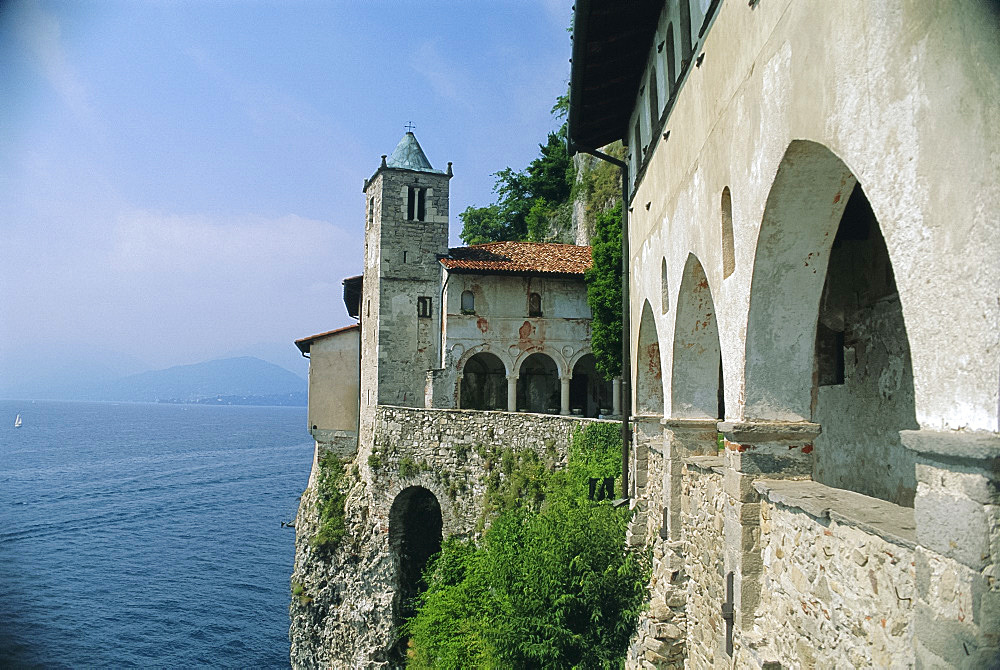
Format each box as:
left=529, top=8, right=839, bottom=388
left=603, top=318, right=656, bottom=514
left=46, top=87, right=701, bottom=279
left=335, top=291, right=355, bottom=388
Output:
left=386, top=132, right=441, bottom=173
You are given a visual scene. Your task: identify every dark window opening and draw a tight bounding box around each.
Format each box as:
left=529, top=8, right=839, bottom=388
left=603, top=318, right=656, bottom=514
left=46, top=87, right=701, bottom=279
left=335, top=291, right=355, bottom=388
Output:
left=368, top=196, right=375, bottom=224
left=403, top=250, right=408, bottom=263
left=666, top=24, right=676, bottom=93
left=461, top=290, right=475, bottom=314
left=417, top=188, right=426, bottom=221
left=648, top=66, right=659, bottom=126
left=528, top=292, right=542, bottom=317
left=417, top=296, right=432, bottom=318
left=407, top=187, right=415, bottom=220
left=633, top=120, right=642, bottom=165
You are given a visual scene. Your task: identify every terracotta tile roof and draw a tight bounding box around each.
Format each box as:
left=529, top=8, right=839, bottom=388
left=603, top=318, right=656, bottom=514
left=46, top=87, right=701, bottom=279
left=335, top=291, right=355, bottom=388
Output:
left=440, top=242, right=592, bottom=276
left=294, top=323, right=360, bottom=354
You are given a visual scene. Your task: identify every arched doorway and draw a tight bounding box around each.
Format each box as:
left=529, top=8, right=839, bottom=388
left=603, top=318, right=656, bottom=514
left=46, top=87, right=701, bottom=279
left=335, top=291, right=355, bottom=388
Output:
left=570, top=354, right=612, bottom=418
left=388, top=486, right=443, bottom=661
left=516, top=353, right=559, bottom=413
left=671, top=254, right=723, bottom=420
left=460, top=352, right=507, bottom=410
left=636, top=300, right=664, bottom=415
left=746, top=140, right=917, bottom=505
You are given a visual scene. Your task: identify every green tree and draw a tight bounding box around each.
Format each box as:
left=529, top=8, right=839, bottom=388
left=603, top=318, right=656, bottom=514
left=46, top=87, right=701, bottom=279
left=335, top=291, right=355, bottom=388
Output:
left=407, top=424, right=647, bottom=668
left=459, top=118, right=573, bottom=245
left=585, top=202, right=623, bottom=379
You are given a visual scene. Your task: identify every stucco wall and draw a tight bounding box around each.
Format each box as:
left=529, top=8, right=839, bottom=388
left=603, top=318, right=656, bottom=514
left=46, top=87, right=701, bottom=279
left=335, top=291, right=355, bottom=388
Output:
left=306, top=328, right=360, bottom=455
left=625, top=0, right=999, bottom=434
left=447, top=274, right=592, bottom=370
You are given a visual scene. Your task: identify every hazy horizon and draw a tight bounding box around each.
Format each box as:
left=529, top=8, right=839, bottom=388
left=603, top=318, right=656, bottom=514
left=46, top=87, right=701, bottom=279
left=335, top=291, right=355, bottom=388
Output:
left=0, top=1, right=572, bottom=396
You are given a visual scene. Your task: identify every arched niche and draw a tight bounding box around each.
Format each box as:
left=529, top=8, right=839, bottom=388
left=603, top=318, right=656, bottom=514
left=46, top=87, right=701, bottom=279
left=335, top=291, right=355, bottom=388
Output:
left=460, top=351, right=507, bottom=410
left=671, top=253, right=723, bottom=419
left=745, top=140, right=857, bottom=422
left=746, top=139, right=917, bottom=505
left=636, top=300, right=665, bottom=416
left=516, top=352, right=560, bottom=413
left=388, top=486, right=443, bottom=661
left=570, top=353, right=612, bottom=418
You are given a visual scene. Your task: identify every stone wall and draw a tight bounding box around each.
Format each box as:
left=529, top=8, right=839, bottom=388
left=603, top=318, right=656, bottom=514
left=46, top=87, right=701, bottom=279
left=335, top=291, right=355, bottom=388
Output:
left=290, top=406, right=616, bottom=668
left=681, top=456, right=727, bottom=668
left=744, top=479, right=916, bottom=667
left=627, top=428, right=689, bottom=669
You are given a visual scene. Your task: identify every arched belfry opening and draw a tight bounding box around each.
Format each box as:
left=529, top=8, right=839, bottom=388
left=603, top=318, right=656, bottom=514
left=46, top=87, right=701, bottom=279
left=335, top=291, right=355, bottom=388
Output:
left=460, top=352, right=506, bottom=410
left=517, top=353, right=560, bottom=413
left=671, top=254, right=723, bottom=420
left=745, top=140, right=917, bottom=506
left=388, top=486, right=443, bottom=661
left=636, top=300, right=664, bottom=415
left=570, top=354, right=613, bottom=418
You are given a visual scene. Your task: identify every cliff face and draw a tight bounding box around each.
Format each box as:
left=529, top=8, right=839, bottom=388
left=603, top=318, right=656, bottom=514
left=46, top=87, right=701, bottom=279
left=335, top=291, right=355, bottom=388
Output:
left=289, top=453, right=396, bottom=668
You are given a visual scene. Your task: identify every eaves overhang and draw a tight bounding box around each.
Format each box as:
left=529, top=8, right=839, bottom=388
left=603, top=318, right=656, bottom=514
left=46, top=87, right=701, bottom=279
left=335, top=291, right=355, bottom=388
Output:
left=568, top=0, right=664, bottom=150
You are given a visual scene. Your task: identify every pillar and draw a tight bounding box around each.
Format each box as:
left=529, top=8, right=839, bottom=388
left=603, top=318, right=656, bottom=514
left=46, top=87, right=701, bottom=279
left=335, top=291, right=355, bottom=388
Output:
left=717, top=420, right=820, bottom=661
left=560, top=375, right=571, bottom=415
left=455, top=375, right=462, bottom=409
left=613, top=377, right=622, bottom=416
left=901, top=430, right=1000, bottom=667
left=506, top=375, right=517, bottom=413
left=661, top=418, right=719, bottom=540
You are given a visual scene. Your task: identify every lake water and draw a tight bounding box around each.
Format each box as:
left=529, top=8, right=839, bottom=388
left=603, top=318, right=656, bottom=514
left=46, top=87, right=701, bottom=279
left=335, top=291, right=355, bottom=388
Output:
left=0, top=400, right=313, bottom=668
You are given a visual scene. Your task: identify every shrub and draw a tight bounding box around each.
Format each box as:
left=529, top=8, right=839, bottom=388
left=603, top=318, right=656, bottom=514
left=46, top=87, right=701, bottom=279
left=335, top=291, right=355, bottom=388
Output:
left=311, top=452, right=348, bottom=553
left=399, top=456, right=420, bottom=478
left=409, top=428, right=649, bottom=668
left=367, top=453, right=382, bottom=470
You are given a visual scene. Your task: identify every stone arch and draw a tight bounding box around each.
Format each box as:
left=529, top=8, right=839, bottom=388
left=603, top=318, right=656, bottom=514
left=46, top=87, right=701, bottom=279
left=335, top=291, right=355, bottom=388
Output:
left=636, top=299, right=665, bottom=416
left=513, top=347, right=567, bottom=379
left=515, top=352, right=560, bottom=413
left=460, top=351, right=507, bottom=410
left=671, top=253, right=723, bottom=419
left=745, top=140, right=857, bottom=422
left=746, top=139, right=917, bottom=505
left=388, top=486, right=443, bottom=662
left=570, top=353, right=612, bottom=418
left=455, top=343, right=512, bottom=378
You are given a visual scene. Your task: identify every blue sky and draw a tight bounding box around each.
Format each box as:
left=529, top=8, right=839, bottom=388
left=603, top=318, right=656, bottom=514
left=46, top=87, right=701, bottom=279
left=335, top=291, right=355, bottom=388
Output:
left=0, top=0, right=572, bottom=391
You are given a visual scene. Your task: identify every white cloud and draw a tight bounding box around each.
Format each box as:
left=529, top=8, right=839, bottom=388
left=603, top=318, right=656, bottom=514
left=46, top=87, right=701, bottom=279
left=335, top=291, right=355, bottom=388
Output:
left=1, top=208, right=362, bottom=370
left=14, top=0, right=94, bottom=123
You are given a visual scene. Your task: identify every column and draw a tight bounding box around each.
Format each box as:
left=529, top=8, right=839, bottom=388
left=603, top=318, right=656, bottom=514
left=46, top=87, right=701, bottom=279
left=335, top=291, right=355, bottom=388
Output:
left=717, top=420, right=820, bottom=660
left=506, top=375, right=518, bottom=413
left=560, top=375, right=571, bottom=415
left=901, top=430, right=1000, bottom=667
left=612, top=377, right=622, bottom=416
left=661, top=418, right=720, bottom=540
left=454, top=376, right=462, bottom=409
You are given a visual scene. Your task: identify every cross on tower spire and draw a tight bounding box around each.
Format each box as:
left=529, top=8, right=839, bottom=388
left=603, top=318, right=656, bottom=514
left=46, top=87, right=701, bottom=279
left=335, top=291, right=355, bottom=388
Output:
left=404, top=121, right=416, bottom=133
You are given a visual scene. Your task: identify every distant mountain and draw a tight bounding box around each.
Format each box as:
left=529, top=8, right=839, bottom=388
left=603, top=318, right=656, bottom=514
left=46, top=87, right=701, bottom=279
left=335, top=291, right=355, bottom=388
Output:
left=88, top=356, right=306, bottom=405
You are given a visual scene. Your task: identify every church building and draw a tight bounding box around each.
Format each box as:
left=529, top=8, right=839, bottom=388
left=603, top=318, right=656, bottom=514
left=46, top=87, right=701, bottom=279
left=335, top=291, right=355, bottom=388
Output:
left=295, top=131, right=612, bottom=458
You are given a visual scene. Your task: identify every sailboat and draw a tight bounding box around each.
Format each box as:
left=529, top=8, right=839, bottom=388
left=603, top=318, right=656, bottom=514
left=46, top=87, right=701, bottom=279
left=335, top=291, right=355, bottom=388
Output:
left=14, top=413, right=22, bottom=428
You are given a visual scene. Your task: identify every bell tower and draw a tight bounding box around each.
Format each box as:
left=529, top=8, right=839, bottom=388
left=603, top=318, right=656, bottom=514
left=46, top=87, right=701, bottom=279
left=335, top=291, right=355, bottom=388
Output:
left=359, top=131, right=452, bottom=426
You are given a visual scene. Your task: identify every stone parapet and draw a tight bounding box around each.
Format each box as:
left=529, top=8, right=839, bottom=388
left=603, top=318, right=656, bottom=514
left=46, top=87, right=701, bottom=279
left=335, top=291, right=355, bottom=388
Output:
left=745, top=480, right=916, bottom=667
left=902, top=429, right=1000, bottom=668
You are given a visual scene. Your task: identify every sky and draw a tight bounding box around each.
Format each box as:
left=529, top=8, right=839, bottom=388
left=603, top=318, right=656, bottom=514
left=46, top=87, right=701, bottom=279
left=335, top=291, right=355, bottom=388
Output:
left=0, top=0, right=573, bottom=394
